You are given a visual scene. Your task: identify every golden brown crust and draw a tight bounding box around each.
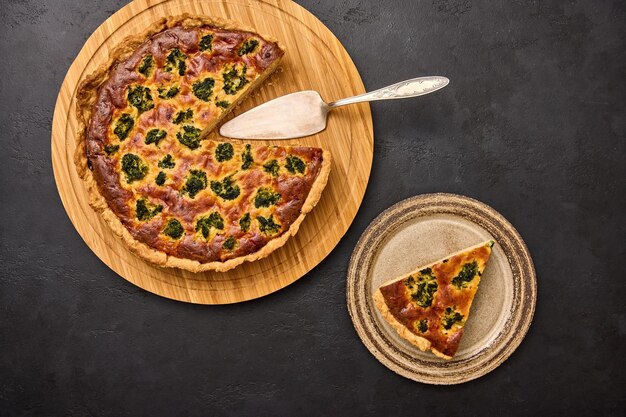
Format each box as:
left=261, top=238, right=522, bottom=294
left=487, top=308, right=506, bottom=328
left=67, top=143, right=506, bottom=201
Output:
left=373, top=241, right=493, bottom=360
left=373, top=289, right=434, bottom=353
left=74, top=14, right=330, bottom=272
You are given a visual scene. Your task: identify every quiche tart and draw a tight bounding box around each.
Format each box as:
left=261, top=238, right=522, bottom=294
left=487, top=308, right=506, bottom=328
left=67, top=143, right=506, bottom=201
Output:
left=74, top=15, right=331, bottom=272
left=373, top=241, right=494, bottom=359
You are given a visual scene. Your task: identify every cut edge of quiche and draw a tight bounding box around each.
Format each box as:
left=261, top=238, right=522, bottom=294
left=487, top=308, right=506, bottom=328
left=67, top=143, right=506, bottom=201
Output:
left=373, top=240, right=494, bottom=360
left=73, top=14, right=332, bottom=273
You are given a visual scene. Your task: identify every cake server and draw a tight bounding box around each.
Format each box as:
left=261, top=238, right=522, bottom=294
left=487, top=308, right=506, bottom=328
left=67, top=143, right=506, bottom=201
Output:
left=219, top=76, right=449, bottom=140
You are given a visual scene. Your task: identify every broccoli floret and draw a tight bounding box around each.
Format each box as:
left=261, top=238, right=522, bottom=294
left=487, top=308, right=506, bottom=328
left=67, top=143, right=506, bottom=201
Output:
left=113, top=113, right=134, bottom=140
left=195, top=212, right=224, bottom=239
left=155, top=171, right=166, bottom=186
left=257, top=215, right=281, bottom=235
left=145, top=129, right=166, bottom=146
left=192, top=77, right=215, bottom=101
left=263, top=159, right=279, bottom=177
left=237, top=39, right=259, bottom=56
left=173, top=109, right=193, bottom=124
left=210, top=175, right=240, bottom=200
left=241, top=144, right=253, bottom=169
left=163, top=218, right=184, bottom=239
left=135, top=200, right=150, bottom=220
left=121, top=153, right=148, bottom=183
left=404, top=269, right=438, bottom=308
left=104, top=144, right=119, bottom=156
left=199, top=34, right=213, bottom=51
left=215, top=100, right=229, bottom=109
left=136, top=198, right=162, bottom=221
left=157, top=85, right=180, bottom=99
left=239, top=213, right=251, bottom=232
left=223, top=237, right=237, bottom=250
left=164, top=48, right=187, bottom=76
left=182, top=169, right=207, bottom=199
left=223, top=65, right=248, bottom=95
left=254, top=187, right=281, bottom=208
left=127, top=85, right=154, bottom=113
left=442, top=307, right=464, bottom=330
left=176, top=125, right=202, bottom=149
left=158, top=154, right=175, bottom=169
left=416, top=319, right=428, bottom=333
left=451, top=261, right=479, bottom=288
left=285, top=155, right=305, bottom=174
left=137, top=54, right=154, bottom=77
left=215, top=143, right=234, bottom=162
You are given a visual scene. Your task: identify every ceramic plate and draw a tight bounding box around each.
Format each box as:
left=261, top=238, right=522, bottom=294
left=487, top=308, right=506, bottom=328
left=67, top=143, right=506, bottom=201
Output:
left=347, top=193, right=536, bottom=384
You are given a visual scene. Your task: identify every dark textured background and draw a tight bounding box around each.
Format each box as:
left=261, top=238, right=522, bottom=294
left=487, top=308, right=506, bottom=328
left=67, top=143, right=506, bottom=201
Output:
left=1, top=0, right=624, bottom=415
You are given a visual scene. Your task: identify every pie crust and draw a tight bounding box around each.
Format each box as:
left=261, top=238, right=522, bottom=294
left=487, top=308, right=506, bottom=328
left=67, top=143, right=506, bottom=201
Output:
left=74, top=14, right=331, bottom=272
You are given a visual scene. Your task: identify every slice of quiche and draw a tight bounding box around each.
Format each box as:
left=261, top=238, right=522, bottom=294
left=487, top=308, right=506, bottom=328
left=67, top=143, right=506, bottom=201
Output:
left=373, top=241, right=494, bottom=360
left=74, top=14, right=331, bottom=272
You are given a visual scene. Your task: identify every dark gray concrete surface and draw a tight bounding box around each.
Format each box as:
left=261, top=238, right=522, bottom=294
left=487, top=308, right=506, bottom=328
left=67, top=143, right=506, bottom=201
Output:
left=1, top=0, right=624, bottom=415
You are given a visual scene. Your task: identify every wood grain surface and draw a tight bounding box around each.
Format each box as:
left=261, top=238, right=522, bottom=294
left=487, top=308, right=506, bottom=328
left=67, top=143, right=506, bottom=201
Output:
left=51, top=0, right=373, bottom=304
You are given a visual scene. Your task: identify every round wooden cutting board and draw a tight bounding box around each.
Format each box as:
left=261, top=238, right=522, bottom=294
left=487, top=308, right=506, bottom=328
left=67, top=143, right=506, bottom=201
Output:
left=51, top=0, right=373, bottom=304
left=347, top=194, right=536, bottom=384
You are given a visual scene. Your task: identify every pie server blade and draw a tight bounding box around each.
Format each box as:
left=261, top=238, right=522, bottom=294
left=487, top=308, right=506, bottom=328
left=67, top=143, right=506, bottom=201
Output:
left=219, top=76, right=449, bottom=140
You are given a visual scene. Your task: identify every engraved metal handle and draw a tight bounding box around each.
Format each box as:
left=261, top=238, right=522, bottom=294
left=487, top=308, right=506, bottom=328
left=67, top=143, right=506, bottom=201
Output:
left=327, top=76, right=450, bottom=109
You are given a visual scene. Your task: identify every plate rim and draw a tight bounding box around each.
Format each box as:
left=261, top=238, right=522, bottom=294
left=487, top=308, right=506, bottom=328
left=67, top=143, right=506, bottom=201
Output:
left=346, top=193, right=536, bottom=384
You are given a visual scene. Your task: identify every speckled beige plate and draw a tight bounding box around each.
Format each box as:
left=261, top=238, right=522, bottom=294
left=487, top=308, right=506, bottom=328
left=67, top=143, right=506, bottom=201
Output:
left=347, top=193, right=536, bottom=384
